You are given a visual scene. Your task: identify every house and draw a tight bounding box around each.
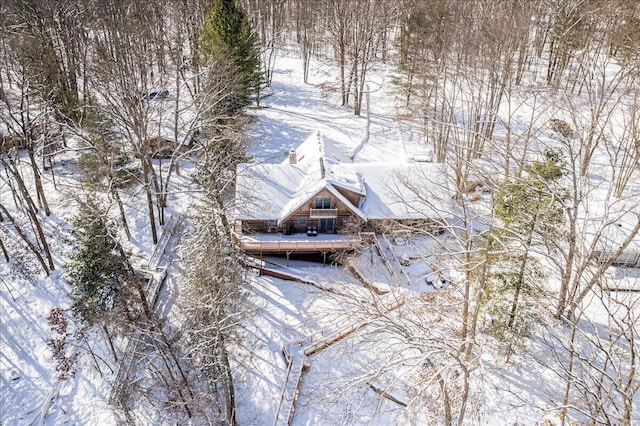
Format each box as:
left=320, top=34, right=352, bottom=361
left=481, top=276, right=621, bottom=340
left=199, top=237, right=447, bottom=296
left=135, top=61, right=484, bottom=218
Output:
left=147, top=135, right=189, bottom=159
left=233, top=132, right=452, bottom=254
left=589, top=212, right=640, bottom=268
left=146, top=119, right=193, bottom=159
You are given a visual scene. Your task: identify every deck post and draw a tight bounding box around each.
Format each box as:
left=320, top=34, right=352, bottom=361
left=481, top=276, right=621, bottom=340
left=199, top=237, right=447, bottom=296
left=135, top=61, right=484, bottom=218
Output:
left=286, top=251, right=291, bottom=267
left=322, top=251, right=327, bottom=266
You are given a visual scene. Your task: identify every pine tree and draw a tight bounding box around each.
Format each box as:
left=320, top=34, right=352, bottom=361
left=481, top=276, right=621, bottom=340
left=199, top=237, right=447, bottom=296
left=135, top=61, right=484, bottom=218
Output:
left=201, top=0, right=262, bottom=111
left=67, top=202, right=132, bottom=324
left=496, top=148, right=565, bottom=230
left=485, top=149, right=566, bottom=360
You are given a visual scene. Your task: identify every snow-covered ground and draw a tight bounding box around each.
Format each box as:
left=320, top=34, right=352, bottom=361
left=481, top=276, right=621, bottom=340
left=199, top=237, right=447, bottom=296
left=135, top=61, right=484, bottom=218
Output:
left=236, top=49, right=640, bottom=425
left=2, top=46, right=638, bottom=426
left=1, top=152, right=195, bottom=424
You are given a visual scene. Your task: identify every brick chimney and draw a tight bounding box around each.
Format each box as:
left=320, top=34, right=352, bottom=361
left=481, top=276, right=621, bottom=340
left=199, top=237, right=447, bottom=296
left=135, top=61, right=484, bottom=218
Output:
left=288, top=148, right=297, bottom=164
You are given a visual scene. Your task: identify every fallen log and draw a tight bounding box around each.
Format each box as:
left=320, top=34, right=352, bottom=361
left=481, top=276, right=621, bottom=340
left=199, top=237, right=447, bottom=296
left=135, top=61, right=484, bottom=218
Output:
left=367, top=382, right=407, bottom=407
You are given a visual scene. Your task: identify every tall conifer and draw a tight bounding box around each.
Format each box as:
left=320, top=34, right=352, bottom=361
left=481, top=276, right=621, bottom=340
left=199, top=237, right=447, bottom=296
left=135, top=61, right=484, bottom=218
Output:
left=201, top=0, right=262, bottom=111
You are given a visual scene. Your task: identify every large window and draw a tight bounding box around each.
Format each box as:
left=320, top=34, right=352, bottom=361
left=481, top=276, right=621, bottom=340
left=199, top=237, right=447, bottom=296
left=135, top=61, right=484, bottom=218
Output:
left=315, top=196, right=331, bottom=209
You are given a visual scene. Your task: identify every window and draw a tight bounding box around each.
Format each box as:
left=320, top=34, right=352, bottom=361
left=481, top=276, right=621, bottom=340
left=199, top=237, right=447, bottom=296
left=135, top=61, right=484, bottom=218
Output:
left=319, top=218, right=334, bottom=232
left=315, top=196, right=331, bottom=209
left=298, top=218, right=306, bottom=226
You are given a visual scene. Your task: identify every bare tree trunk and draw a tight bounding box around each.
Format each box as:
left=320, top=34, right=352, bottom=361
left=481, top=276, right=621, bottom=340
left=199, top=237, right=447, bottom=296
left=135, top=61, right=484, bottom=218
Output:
left=111, top=188, right=131, bottom=241
left=141, top=158, right=158, bottom=244
left=0, top=203, right=50, bottom=275
left=507, top=220, right=536, bottom=331
left=0, top=232, right=10, bottom=262
left=559, top=318, right=577, bottom=424
left=218, top=329, right=236, bottom=425
left=0, top=156, right=55, bottom=271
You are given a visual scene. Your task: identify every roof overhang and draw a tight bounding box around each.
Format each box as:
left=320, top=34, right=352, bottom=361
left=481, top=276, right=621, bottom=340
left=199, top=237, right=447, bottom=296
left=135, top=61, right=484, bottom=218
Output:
left=279, top=183, right=367, bottom=224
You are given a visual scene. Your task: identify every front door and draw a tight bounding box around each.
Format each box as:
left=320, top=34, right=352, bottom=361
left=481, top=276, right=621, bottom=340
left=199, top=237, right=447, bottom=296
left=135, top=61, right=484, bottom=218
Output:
left=319, top=218, right=334, bottom=233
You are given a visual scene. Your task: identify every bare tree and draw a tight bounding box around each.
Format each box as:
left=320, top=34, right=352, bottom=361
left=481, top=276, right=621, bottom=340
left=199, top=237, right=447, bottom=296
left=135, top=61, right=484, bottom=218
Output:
left=240, top=0, right=286, bottom=88
left=71, top=109, right=133, bottom=240
left=180, top=216, right=246, bottom=425
left=546, top=109, right=640, bottom=320
left=292, top=0, right=322, bottom=84
left=606, top=86, right=640, bottom=197
left=544, top=285, right=640, bottom=425
left=323, top=0, right=399, bottom=115
left=88, top=1, right=173, bottom=244
left=179, top=107, right=250, bottom=425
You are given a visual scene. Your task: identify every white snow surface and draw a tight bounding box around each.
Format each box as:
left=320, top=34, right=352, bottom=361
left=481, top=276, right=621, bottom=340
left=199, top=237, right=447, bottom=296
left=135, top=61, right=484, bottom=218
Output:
left=235, top=130, right=453, bottom=223
left=235, top=49, right=640, bottom=425
left=2, top=46, right=639, bottom=426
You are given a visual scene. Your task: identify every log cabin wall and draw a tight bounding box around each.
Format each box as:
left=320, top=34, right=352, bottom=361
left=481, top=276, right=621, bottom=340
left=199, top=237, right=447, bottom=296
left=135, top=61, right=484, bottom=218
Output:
left=241, top=220, right=277, bottom=233
left=282, top=188, right=362, bottom=234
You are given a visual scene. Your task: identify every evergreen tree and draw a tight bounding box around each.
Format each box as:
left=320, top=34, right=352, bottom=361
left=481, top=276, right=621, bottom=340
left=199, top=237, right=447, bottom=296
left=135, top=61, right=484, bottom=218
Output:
left=67, top=202, right=132, bottom=324
left=480, top=250, right=546, bottom=360
left=496, top=148, right=565, bottom=231
left=484, top=149, right=566, bottom=360
left=201, top=0, right=262, bottom=111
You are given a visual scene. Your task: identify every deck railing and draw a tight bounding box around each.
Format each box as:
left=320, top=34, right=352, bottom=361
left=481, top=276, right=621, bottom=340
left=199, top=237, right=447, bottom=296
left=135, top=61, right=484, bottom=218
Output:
left=238, top=238, right=360, bottom=252
left=309, top=208, right=338, bottom=218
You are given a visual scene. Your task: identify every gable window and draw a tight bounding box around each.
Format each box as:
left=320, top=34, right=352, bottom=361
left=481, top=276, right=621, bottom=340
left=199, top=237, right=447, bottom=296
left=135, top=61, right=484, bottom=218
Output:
left=315, top=196, right=331, bottom=209
left=298, top=218, right=306, bottom=226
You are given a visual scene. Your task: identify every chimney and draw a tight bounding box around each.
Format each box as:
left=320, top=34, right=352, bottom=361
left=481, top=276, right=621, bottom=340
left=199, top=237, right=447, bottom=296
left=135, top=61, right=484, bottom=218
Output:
left=288, top=148, right=297, bottom=164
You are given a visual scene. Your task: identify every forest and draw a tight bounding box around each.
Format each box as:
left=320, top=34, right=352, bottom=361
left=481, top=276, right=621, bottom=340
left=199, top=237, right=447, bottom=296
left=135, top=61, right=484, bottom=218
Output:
left=1, top=0, right=639, bottom=425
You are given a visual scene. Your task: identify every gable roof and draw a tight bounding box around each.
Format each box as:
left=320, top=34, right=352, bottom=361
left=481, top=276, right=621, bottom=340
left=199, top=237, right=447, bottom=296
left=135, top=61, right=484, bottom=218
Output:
left=234, top=132, right=452, bottom=223
left=234, top=162, right=306, bottom=221
left=279, top=182, right=367, bottom=224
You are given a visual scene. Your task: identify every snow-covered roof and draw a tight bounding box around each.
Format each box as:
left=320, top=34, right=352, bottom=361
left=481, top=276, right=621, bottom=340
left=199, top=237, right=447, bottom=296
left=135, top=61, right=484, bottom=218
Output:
left=586, top=212, right=640, bottom=254
left=146, top=98, right=196, bottom=147
left=324, top=157, right=366, bottom=196
left=346, top=163, right=451, bottom=220
left=235, top=162, right=307, bottom=221
left=147, top=118, right=193, bottom=146
left=235, top=132, right=452, bottom=223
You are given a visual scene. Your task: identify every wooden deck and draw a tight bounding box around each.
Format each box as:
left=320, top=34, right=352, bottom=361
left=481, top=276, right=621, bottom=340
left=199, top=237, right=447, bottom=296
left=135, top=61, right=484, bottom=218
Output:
left=233, top=232, right=361, bottom=253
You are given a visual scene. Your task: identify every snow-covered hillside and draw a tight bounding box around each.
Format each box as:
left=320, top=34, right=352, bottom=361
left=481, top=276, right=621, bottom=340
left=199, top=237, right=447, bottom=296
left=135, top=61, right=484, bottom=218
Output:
left=2, top=39, right=639, bottom=426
